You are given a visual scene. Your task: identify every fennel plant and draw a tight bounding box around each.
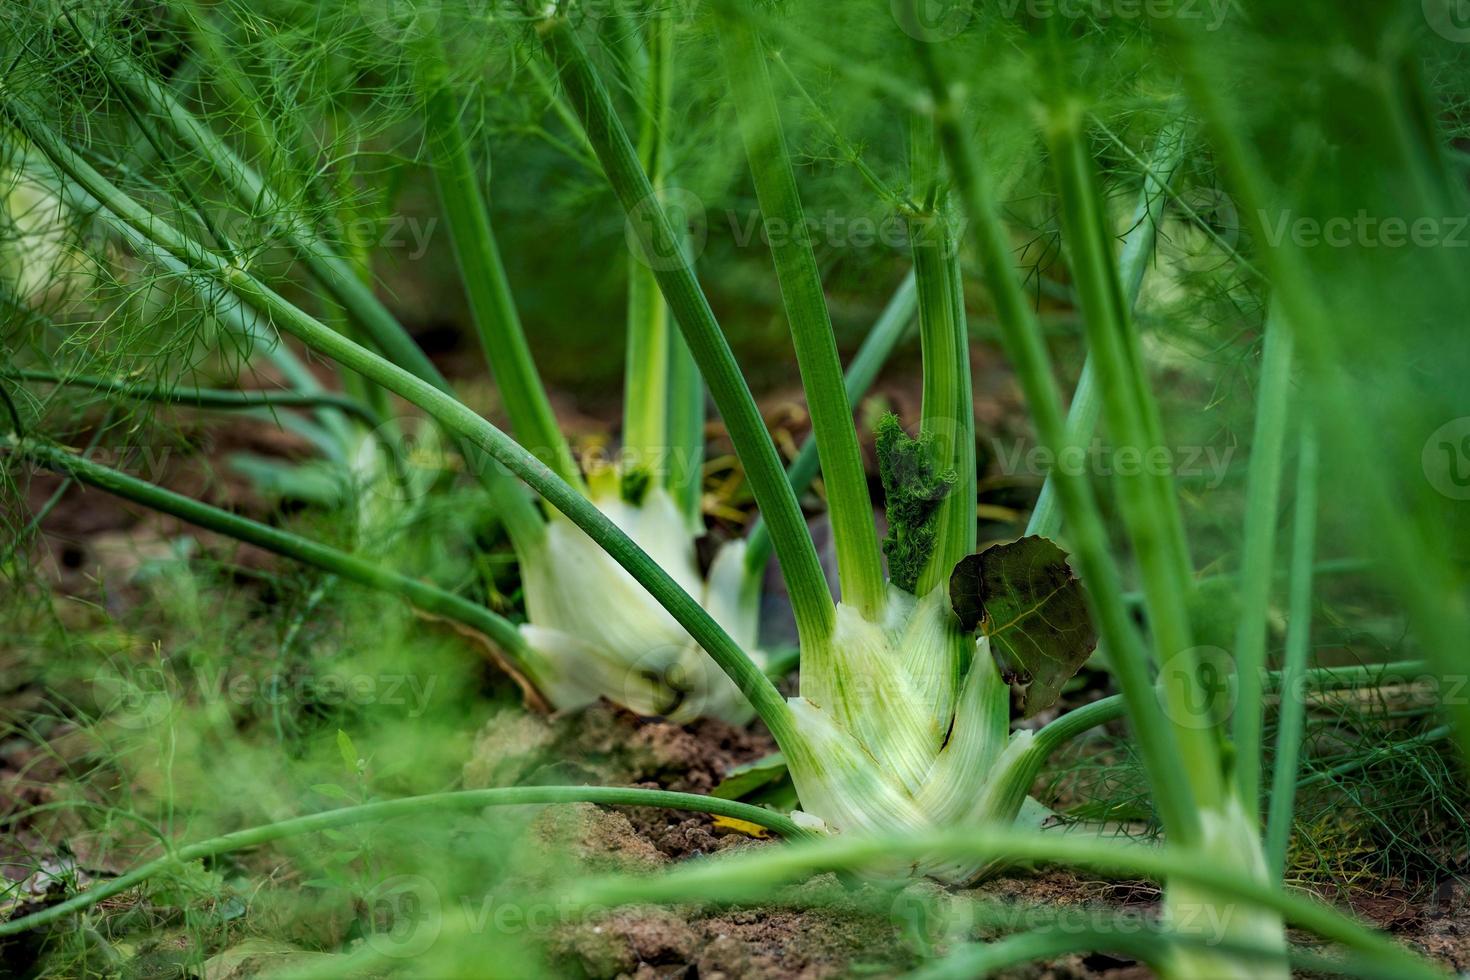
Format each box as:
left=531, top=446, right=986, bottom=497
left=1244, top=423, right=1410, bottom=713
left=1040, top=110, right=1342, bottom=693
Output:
left=1, top=1, right=1464, bottom=977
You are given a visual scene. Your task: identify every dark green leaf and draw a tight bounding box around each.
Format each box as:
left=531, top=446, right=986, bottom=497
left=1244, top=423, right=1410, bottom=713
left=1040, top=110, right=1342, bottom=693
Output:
left=710, top=752, right=788, bottom=801
left=336, top=730, right=359, bottom=775
left=950, top=536, right=1097, bottom=718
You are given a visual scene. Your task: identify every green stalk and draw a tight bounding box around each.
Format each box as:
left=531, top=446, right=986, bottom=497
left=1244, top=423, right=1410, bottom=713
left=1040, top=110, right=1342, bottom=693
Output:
left=907, top=116, right=975, bottom=595
left=568, top=828, right=1439, bottom=979
left=636, top=6, right=704, bottom=526
left=7, top=437, right=529, bottom=665
left=1046, top=104, right=1223, bottom=813
left=3, top=98, right=796, bottom=743
left=913, top=927, right=1374, bottom=980
left=1024, top=649, right=1426, bottom=778
left=1231, top=311, right=1295, bottom=815
left=535, top=14, right=835, bottom=646
left=0, top=786, right=815, bottom=938
left=1295, top=724, right=1453, bottom=790
left=13, top=64, right=546, bottom=549
left=1264, top=421, right=1318, bottom=878
left=1105, top=164, right=1197, bottom=593
left=1024, top=360, right=1097, bottom=540
left=623, top=261, right=673, bottom=478
left=666, top=329, right=705, bottom=528
left=68, top=25, right=442, bottom=388
left=172, top=0, right=307, bottom=202
left=7, top=370, right=382, bottom=430
left=622, top=9, right=675, bottom=481
left=743, top=270, right=918, bottom=577
left=1027, top=125, right=1184, bottom=539
left=1174, top=42, right=1470, bottom=765
left=422, top=69, right=584, bottom=491
left=715, top=10, right=885, bottom=619
left=624, top=13, right=705, bottom=528
left=27, top=166, right=362, bottom=456
left=77, top=19, right=542, bottom=533
left=1028, top=695, right=1125, bottom=761
left=35, top=20, right=361, bottom=452
left=911, top=42, right=1199, bottom=843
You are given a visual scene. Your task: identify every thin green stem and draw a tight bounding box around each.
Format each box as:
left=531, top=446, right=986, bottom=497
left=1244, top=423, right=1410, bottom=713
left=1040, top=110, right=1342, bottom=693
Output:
left=907, top=100, right=975, bottom=601
left=7, top=436, right=532, bottom=669
left=70, top=25, right=441, bottom=388
left=768, top=49, right=918, bottom=211
left=73, top=23, right=534, bottom=526
left=715, top=9, right=884, bottom=619
left=0, top=786, right=815, bottom=938
left=14, top=87, right=546, bottom=551
left=1093, top=118, right=1263, bottom=282
left=666, top=329, right=705, bottom=529
left=1174, top=38, right=1470, bottom=766
left=907, top=208, right=975, bottom=595
left=1265, top=421, right=1318, bottom=878
left=912, top=41, right=1199, bottom=843
left=0, top=409, right=115, bottom=567
left=637, top=15, right=704, bottom=529
left=1027, top=124, right=1184, bottom=539
left=910, top=926, right=1375, bottom=980
left=1295, top=724, right=1453, bottom=790
left=422, top=69, right=583, bottom=492
left=1232, top=310, right=1296, bottom=815
left=744, top=270, right=918, bottom=578
left=1264, top=658, right=1425, bottom=693
left=1030, top=695, right=1125, bottom=761
left=622, top=10, right=675, bottom=480
left=14, top=141, right=358, bottom=454
left=1026, top=651, right=1425, bottom=776
left=569, top=828, right=1439, bottom=979
left=1072, top=128, right=1198, bottom=593
left=1046, top=103, right=1222, bottom=813
left=623, top=266, right=673, bottom=476
left=2, top=98, right=795, bottom=742
left=7, top=370, right=382, bottom=430
left=535, top=14, right=834, bottom=646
